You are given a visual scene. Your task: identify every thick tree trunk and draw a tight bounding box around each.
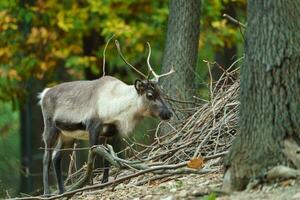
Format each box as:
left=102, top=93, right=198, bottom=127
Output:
left=161, top=0, right=201, bottom=101
left=224, top=0, right=300, bottom=191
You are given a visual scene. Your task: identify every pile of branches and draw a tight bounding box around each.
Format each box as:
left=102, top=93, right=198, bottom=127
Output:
left=16, top=62, right=240, bottom=200
left=137, top=67, right=239, bottom=167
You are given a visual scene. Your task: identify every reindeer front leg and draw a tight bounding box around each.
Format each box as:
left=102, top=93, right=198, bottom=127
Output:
left=68, top=118, right=102, bottom=191
left=87, top=118, right=103, bottom=184
left=99, top=124, right=118, bottom=183
left=99, top=136, right=109, bottom=183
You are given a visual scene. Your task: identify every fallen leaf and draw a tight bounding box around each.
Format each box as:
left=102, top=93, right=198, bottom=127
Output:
left=187, top=157, right=204, bottom=169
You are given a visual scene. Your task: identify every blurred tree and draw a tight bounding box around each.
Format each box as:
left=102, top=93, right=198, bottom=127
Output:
left=224, top=0, right=300, bottom=191
left=161, top=0, right=201, bottom=101
left=18, top=0, right=46, bottom=194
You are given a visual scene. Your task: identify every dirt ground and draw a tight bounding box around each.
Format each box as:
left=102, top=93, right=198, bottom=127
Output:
left=71, top=170, right=300, bottom=200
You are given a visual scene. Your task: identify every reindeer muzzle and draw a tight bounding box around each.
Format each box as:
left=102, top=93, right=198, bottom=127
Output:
left=160, top=110, right=173, bottom=120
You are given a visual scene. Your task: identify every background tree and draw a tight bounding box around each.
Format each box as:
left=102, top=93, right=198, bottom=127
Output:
left=224, top=0, right=300, bottom=191
left=161, top=0, right=201, bottom=101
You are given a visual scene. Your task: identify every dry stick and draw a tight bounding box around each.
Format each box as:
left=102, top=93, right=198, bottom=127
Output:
left=193, top=82, right=239, bottom=158
left=121, top=139, right=145, bottom=162
left=116, top=142, right=135, bottom=155
left=135, top=174, right=174, bottom=186
left=65, top=166, right=85, bottom=186
left=213, top=89, right=230, bottom=155
left=166, top=108, right=202, bottom=144
left=222, top=13, right=246, bottom=28
left=165, top=95, right=201, bottom=106
left=203, top=60, right=214, bottom=100
left=39, top=147, right=90, bottom=152
left=67, top=149, right=95, bottom=191
left=222, top=13, right=245, bottom=40
left=146, top=132, right=204, bottom=162
left=102, top=34, right=115, bottom=77
left=111, top=169, right=121, bottom=191
left=67, top=143, right=77, bottom=184
left=204, top=61, right=218, bottom=138
left=154, top=121, right=164, bottom=145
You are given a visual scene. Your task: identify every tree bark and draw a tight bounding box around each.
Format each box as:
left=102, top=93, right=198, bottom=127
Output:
left=224, top=0, right=300, bottom=191
left=161, top=0, right=201, bottom=101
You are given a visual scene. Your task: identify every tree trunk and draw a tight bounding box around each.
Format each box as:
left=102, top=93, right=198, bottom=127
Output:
left=19, top=0, right=46, bottom=194
left=224, top=0, right=300, bottom=191
left=161, top=0, right=201, bottom=101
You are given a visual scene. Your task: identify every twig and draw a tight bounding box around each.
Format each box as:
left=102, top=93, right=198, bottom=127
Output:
left=39, top=147, right=90, bottom=152
left=223, top=13, right=245, bottom=40
left=223, top=13, right=246, bottom=28
left=67, top=143, right=77, bottom=184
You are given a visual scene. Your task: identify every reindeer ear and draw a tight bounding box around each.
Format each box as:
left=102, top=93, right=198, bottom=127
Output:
left=134, top=79, right=145, bottom=95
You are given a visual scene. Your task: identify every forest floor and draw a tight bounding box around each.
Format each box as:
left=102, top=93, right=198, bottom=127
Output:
left=70, top=170, right=300, bottom=200
left=67, top=71, right=300, bottom=200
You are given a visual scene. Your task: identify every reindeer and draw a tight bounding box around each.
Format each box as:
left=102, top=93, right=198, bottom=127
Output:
left=39, top=40, right=175, bottom=195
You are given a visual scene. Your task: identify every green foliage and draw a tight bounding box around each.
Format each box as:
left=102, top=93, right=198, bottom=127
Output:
left=0, top=102, right=20, bottom=197
left=0, top=0, right=246, bottom=104
left=197, top=0, right=246, bottom=85
left=200, top=192, right=217, bottom=200
left=0, top=0, right=169, bottom=103
left=175, top=180, right=183, bottom=188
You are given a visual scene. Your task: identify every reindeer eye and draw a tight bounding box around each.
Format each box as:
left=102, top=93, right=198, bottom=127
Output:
left=146, top=92, right=155, bottom=100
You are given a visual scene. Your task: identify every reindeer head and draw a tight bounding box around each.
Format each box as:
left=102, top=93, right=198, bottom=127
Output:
left=115, top=40, right=175, bottom=121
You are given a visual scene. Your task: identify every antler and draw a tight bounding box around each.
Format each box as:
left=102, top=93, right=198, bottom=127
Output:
left=115, top=40, right=147, bottom=79
left=115, top=40, right=175, bottom=81
left=146, top=42, right=175, bottom=82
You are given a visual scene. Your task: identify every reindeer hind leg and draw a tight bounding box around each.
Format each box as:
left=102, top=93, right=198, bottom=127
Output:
left=42, top=122, right=59, bottom=196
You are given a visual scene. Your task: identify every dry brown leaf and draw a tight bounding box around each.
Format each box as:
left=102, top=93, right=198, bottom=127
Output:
left=280, top=179, right=294, bottom=187
left=187, top=157, right=204, bottom=169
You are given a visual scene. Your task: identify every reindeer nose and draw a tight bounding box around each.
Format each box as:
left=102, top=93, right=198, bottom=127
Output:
left=161, top=110, right=173, bottom=120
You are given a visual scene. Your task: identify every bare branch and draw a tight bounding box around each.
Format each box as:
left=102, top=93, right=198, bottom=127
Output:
left=222, top=13, right=246, bottom=28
